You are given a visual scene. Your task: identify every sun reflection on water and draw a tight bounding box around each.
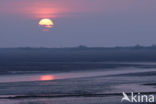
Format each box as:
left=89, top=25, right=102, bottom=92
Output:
left=40, top=75, right=55, bottom=81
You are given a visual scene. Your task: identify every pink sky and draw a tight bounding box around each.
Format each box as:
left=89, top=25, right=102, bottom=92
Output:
left=0, top=0, right=156, bottom=47
left=1, top=0, right=151, bottom=19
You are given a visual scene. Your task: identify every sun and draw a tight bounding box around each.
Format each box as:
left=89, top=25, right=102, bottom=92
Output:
left=39, top=18, right=54, bottom=30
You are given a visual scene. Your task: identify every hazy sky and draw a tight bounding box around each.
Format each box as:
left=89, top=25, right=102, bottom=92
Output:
left=0, top=0, right=156, bottom=47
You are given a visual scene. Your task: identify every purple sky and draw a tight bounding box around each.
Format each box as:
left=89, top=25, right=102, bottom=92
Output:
left=0, top=0, right=156, bottom=47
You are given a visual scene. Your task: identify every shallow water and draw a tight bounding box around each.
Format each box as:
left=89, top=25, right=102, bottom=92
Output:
left=0, top=66, right=156, bottom=104
left=0, top=96, right=123, bottom=104
left=0, top=67, right=156, bottom=83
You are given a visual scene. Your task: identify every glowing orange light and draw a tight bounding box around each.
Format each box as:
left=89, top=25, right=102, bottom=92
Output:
left=40, top=75, right=55, bottom=81
left=39, top=18, right=54, bottom=28
left=38, top=18, right=54, bottom=31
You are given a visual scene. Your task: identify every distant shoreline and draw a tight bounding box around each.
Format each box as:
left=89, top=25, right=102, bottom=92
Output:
left=0, top=45, right=156, bottom=49
left=0, top=45, right=156, bottom=62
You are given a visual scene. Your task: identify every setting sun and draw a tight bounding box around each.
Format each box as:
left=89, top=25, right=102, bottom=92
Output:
left=39, top=18, right=54, bottom=28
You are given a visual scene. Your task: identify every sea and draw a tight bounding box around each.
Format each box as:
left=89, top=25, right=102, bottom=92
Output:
left=0, top=62, right=156, bottom=104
